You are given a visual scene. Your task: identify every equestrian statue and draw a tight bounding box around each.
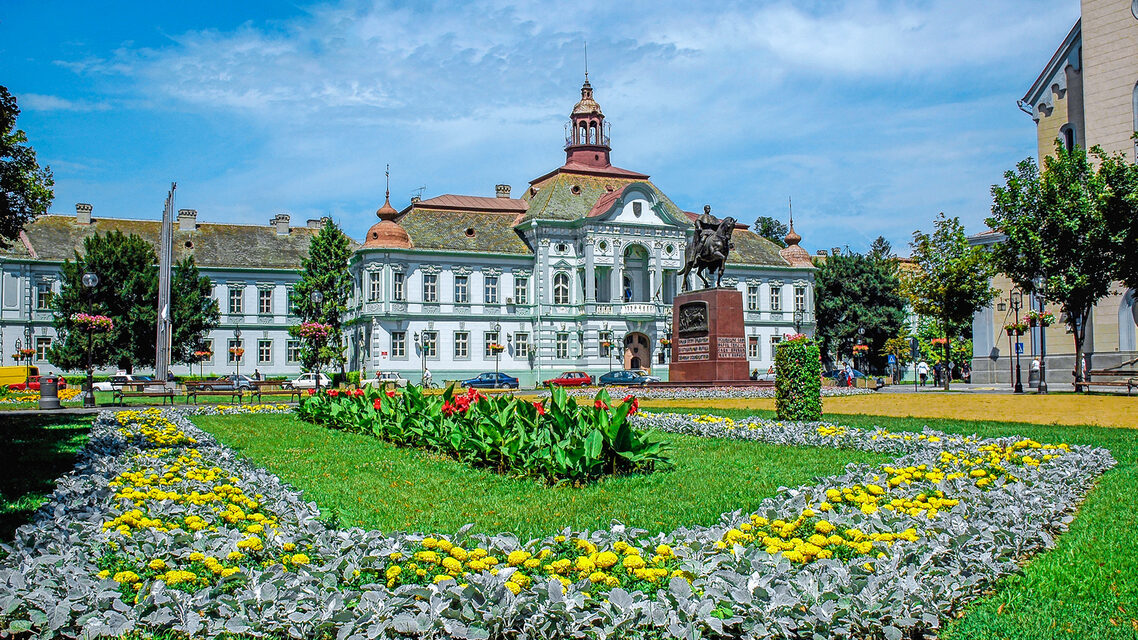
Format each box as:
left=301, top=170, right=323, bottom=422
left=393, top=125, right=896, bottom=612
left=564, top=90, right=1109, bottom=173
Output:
left=678, top=205, right=736, bottom=291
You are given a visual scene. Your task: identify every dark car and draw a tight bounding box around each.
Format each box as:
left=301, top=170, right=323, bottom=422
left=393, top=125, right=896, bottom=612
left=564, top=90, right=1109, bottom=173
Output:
left=204, top=374, right=255, bottom=391
left=542, top=371, right=593, bottom=387
left=597, top=370, right=660, bottom=387
left=460, top=372, right=519, bottom=389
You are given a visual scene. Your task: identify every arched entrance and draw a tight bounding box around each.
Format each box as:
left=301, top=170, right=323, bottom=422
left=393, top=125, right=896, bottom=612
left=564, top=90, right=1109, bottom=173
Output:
left=622, top=245, right=650, bottom=302
left=624, top=332, right=652, bottom=371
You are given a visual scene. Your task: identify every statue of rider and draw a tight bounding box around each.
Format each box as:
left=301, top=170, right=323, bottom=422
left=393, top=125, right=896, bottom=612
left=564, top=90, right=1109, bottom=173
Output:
left=693, top=204, right=726, bottom=261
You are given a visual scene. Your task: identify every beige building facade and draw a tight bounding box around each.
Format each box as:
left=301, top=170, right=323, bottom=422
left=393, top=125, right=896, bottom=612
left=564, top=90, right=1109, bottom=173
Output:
left=970, top=0, right=1138, bottom=388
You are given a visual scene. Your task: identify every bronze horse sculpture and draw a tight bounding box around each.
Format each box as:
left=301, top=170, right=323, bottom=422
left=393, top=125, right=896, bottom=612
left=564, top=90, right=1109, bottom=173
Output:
left=678, top=214, right=736, bottom=291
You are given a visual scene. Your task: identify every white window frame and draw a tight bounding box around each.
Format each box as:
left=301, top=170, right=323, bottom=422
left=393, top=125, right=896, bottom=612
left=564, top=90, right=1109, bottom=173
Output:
left=794, top=286, right=806, bottom=312
left=484, top=275, right=499, bottom=304
left=368, top=272, right=382, bottom=302
left=514, top=277, right=529, bottom=304
left=555, top=332, right=569, bottom=359
left=748, top=336, right=759, bottom=359
left=257, top=339, right=272, bottom=363
left=454, top=331, right=469, bottom=359
left=422, top=331, right=438, bottom=358
left=599, top=330, right=613, bottom=357
left=769, top=285, right=783, bottom=312
left=514, top=332, right=530, bottom=358
left=392, top=273, right=405, bottom=302
left=35, top=336, right=51, bottom=362
left=454, top=275, right=469, bottom=304
left=286, top=339, right=301, bottom=364
left=553, top=272, right=570, bottom=305
left=747, top=285, right=759, bottom=311
left=770, top=335, right=783, bottom=360
left=228, top=338, right=244, bottom=364
left=423, top=274, right=438, bottom=303
left=258, top=289, right=273, bottom=315
left=229, top=288, right=244, bottom=314
left=391, top=331, right=407, bottom=359
left=484, top=331, right=499, bottom=358
left=35, top=283, right=52, bottom=310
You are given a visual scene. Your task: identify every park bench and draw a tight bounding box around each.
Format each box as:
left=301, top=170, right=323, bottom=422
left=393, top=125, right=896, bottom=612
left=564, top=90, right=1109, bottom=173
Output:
left=111, top=380, right=177, bottom=406
left=183, top=380, right=245, bottom=405
left=249, top=380, right=305, bottom=404
left=1073, top=369, right=1138, bottom=395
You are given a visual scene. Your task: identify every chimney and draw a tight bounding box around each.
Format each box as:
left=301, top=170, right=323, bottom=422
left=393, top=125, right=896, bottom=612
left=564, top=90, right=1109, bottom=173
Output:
left=831, top=247, right=841, bottom=256
left=495, top=184, right=511, bottom=199
left=306, top=219, right=321, bottom=229
left=271, top=213, right=290, bottom=236
left=177, top=209, right=197, bottom=232
left=76, top=203, right=92, bottom=225
left=816, top=250, right=827, bottom=256
left=410, top=195, right=421, bottom=205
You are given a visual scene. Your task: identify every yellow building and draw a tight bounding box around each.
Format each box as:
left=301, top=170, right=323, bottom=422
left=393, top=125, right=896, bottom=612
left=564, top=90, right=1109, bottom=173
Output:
left=970, top=0, right=1138, bottom=388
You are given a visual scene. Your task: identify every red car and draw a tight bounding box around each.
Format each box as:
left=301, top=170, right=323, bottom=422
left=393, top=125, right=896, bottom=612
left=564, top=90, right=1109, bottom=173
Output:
left=542, top=371, right=593, bottom=387
left=8, top=375, right=66, bottom=391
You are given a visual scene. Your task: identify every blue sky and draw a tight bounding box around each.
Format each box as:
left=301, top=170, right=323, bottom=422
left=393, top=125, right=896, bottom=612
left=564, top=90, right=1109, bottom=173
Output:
left=1, top=0, right=1081, bottom=255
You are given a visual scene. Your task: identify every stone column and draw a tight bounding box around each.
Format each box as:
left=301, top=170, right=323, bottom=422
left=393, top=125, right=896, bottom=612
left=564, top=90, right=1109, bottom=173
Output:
left=653, top=242, right=663, bottom=302
left=612, top=241, right=623, bottom=303
left=585, top=238, right=596, bottom=302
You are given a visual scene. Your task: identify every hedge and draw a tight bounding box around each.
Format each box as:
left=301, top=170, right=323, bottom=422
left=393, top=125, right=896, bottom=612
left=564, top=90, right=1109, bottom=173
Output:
left=774, top=334, right=822, bottom=421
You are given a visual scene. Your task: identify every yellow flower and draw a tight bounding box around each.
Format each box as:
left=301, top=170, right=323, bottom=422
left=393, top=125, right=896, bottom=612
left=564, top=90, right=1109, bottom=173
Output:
left=814, top=520, right=835, bottom=535
left=442, top=557, right=462, bottom=573
left=433, top=574, right=454, bottom=584
left=594, top=551, right=619, bottom=569
left=113, top=571, right=140, bottom=584
left=505, top=581, right=521, bottom=594
left=282, top=543, right=296, bottom=552
left=148, top=558, right=166, bottom=571
left=188, top=552, right=205, bottom=562
left=291, top=553, right=311, bottom=565
left=589, top=571, right=607, bottom=583
left=507, top=550, right=531, bottom=566
left=97, top=569, right=111, bottom=579
left=622, top=555, right=646, bottom=570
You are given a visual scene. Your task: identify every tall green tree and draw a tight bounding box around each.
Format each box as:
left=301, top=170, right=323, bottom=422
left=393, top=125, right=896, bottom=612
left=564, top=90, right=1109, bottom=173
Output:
left=900, top=213, right=997, bottom=390
left=814, top=251, right=908, bottom=372
left=168, top=257, right=221, bottom=365
left=49, top=231, right=157, bottom=372
left=0, top=86, right=54, bottom=248
left=868, top=236, right=893, bottom=261
left=291, top=219, right=352, bottom=374
left=1098, top=137, right=1138, bottom=291
left=752, top=216, right=788, bottom=247
left=988, top=141, right=1129, bottom=387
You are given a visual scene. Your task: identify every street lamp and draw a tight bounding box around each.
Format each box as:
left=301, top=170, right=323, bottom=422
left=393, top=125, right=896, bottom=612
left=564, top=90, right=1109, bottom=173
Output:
left=493, top=322, right=502, bottom=384
left=81, top=272, right=99, bottom=407
left=310, top=290, right=324, bottom=392
left=414, top=331, right=425, bottom=387
left=232, top=319, right=242, bottom=384
left=793, top=308, right=804, bottom=334
left=1011, top=290, right=1024, bottom=393
left=23, top=323, right=33, bottom=383
left=1033, top=277, right=1048, bottom=394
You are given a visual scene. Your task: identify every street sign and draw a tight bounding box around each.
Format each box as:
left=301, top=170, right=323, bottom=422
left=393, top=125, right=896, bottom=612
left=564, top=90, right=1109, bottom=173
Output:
left=1015, top=342, right=1024, bottom=355
left=887, top=354, right=896, bottom=364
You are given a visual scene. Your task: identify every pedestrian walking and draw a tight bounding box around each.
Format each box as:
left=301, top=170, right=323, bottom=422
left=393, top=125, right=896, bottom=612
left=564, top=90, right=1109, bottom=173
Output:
left=917, top=360, right=929, bottom=387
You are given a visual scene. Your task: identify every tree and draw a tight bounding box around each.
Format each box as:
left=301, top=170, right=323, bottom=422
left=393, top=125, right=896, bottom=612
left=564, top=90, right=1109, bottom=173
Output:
left=989, top=141, right=1127, bottom=387
left=814, top=251, right=908, bottom=373
left=168, top=257, right=220, bottom=365
left=753, top=216, right=788, bottom=248
left=291, top=219, right=352, bottom=375
left=0, top=86, right=54, bottom=248
left=868, top=236, right=893, bottom=262
left=1099, top=136, right=1138, bottom=291
left=900, top=213, right=997, bottom=390
left=49, top=231, right=157, bottom=372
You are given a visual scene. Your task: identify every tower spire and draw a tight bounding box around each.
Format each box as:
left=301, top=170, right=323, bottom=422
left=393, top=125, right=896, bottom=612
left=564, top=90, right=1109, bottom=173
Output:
left=376, top=163, right=398, bottom=220
left=385, top=164, right=390, bottom=201
left=784, top=196, right=802, bottom=246
left=584, top=41, right=588, bottom=82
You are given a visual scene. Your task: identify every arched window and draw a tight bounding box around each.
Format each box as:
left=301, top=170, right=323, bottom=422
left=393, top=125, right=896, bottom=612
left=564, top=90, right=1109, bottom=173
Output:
left=578, top=123, right=587, bottom=144
left=553, top=272, right=570, bottom=305
left=1060, top=124, right=1075, bottom=153
left=589, top=123, right=597, bottom=143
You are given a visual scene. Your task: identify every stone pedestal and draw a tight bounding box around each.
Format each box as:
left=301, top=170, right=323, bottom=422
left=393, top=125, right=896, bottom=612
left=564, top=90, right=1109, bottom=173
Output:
left=669, top=288, right=749, bottom=383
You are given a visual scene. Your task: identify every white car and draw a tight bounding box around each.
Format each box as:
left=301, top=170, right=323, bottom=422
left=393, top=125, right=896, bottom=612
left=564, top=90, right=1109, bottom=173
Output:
left=283, top=372, right=332, bottom=390
left=92, top=374, right=151, bottom=392
left=362, top=371, right=409, bottom=388
left=756, top=366, right=777, bottom=382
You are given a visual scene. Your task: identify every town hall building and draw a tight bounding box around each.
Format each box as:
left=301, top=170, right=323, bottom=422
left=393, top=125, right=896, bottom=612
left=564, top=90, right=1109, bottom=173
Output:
left=1, top=79, right=816, bottom=386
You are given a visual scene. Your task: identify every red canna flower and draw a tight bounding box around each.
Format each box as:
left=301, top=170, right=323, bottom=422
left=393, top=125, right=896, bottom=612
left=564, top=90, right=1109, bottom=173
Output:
left=373, top=398, right=382, bottom=410
left=441, top=401, right=457, bottom=417
left=595, top=399, right=609, bottom=410
left=307, top=389, right=315, bottom=395
left=328, top=389, right=339, bottom=397
left=386, top=389, right=397, bottom=398
left=353, top=388, right=364, bottom=397
left=533, top=401, right=546, bottom=415
left=622, top=394, right=639, bottom=416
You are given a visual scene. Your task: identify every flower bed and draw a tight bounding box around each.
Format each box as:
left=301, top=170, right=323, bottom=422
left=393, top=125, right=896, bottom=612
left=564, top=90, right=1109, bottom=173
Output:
left=0, top=388, right=83, bottom=405
left=296, top=386, right=669, bottom=484
left=0, top=408, right=1113, bottom=639
left=544, top=385, right=872, bottom=400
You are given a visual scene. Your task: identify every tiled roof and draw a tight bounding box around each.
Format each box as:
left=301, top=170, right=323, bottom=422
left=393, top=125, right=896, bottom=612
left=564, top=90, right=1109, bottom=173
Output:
left=730, top=229, right=796, bottom=268
left=518, top=173, right=686, bottom=225
left=412, top=194, right=528, bottom=213
left=395, top=208, right=531, bottom=255
left=1, top=214, right=352, bottom=270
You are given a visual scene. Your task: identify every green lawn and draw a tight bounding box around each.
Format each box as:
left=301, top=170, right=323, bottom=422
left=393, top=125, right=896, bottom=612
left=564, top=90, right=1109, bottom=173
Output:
left=191, top=413, right=888, bottom=541
left=0, top=414, right=92, bottom=539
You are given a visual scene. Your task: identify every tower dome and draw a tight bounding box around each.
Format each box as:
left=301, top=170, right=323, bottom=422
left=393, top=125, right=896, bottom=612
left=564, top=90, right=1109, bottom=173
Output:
left=363, top=167, right=412, bottom=249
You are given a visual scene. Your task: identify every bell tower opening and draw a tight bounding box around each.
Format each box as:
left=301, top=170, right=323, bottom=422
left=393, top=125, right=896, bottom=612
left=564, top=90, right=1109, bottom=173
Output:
left=564, top=76, right=612, bottom=168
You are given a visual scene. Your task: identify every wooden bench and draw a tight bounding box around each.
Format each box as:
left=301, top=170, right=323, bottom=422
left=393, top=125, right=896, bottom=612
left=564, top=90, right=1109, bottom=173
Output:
left=112, top=381, right=177, bottom=406
left=249, top=380, right=304, bottom=404
left=1074, top=369, right=1138, bottom=395
left=183, top=380, right=245, bottom=405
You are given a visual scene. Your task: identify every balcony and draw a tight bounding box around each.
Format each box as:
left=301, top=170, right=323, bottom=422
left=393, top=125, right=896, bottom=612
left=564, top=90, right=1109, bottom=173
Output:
left=622, top=303, right=658, bottom=319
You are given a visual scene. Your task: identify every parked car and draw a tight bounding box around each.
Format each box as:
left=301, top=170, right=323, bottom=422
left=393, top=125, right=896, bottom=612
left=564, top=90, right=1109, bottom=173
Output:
left=283, top=372, right=333, bottom=390
left=6, top=375, right=67, bottom=391
left=93, top=374, right=148, bottom=392
left=460, top=372, right=520, bottom=389
left=362, top=371, right=409, bottom=388
left=754, top=366, right=777, bottom=382
left=597, top=370, right=660, bottom=386
left=202, top=374, right=255, bottom=391
left=542, top=371, right=593, bottom=387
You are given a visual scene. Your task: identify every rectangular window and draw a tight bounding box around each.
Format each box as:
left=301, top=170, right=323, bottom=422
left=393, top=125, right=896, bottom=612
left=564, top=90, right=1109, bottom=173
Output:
left=257, top=339, right=272, bottom=363
left=35, top=336, right=51, bottom=362
left=770, top=335, right=783, bottom=360
left=454, top=275, right=469, bottom=303
left=514, top=332, right=529, bottom=358
left=229, top=288, right=244, bottom=314
left=392, top=273, right=405, bottom=301
left=484, top=331, right=499, bottom=357
left=484, top=275, right=499, bottom=304
left=454, top=331, right=469, bottom=359
left=228, top=338, right=244, bottom=363
left=514, top=277, right=528, bottom=304
left=422, top=331, right=438, bottom=358
left=599, top=330, right=613, bottom=357
left=286, top=288, right=297, bottom=315
left=258, top=289, right=273, bottom=315
left=368, top=272, right=382, bottom=302
left=423, top=274, right=438, bottom=303
left=747, top=285, right=759, bottom=311
left=35, top=283, right=52, bottom=310
left=391, top=331, right=406, bottom=358
left=556, top=332, right=569, bottom=359
left=202, top=339, right=214, bottom=364
left=748, top=336, right=759, bottom=359
left=795, top=286, right=806, bottom=312
left=286, top=339, right=301, bottom=364
left=769, top=286, right=782, bottom=312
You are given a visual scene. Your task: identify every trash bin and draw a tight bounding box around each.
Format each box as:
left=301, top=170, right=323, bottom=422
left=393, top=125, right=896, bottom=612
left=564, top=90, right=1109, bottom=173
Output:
left=38, top=375, right=62, bottom=410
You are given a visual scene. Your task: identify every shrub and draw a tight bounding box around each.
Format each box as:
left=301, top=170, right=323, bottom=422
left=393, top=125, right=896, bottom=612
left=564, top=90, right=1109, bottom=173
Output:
left=295, top=385, right=670, bottom=484
left=346, top=371, right=360, bottom=388
left=775, top=334, right=822, bottom=421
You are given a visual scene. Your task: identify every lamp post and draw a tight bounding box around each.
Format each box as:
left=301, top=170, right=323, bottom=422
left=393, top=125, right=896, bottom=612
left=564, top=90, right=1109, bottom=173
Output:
left=414, top=331, right=424, bottom=386
left=310, top=290, right=323, bottom=392
left=494, top=322, right=502, bottom=382
left=81, top=272, right=99, bottom=407
left=14, top=339, right=21, bottom=377
left=232, top=319, right=242, bottom=384
left=1034, top=278, right=1048, bottom=394
left=1011, top=291, right=1023, bottom=393
left=23, top=323, right=33, bottom=383
left=794, top=308, right=804, bottom=334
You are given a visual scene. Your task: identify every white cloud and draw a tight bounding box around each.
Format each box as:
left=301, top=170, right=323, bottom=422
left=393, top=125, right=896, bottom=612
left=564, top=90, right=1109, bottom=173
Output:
left=19, top=93, right=111, bottom=112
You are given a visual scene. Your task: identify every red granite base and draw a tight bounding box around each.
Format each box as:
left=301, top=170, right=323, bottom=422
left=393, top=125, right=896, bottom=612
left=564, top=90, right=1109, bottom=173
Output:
left=668, top=288, right=750, bottom=383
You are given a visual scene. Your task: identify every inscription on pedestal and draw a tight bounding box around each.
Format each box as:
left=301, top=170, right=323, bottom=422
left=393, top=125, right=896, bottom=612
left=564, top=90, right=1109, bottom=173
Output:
left=717, top=336, right=746, bottom=359
left=676, top=335, right=710, bottom=362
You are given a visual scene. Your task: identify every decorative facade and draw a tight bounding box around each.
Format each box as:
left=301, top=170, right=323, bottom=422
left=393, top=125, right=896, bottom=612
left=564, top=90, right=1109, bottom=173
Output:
left=1, top=79, right=816, bottom=385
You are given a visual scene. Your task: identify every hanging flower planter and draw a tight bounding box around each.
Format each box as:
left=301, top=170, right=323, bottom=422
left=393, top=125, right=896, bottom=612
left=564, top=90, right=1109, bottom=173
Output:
left=297, top=322, right=332, bottom=340
left=71, top=313, right=114, bottom=332
left=659, top=338, right=671, bottom=347
left=192, top=350, right=212, bottom=360
left=852, top=344, right=869, bottom=354
left=488, top=343, right=506, bottom=353
left=229, top=347, right=245, bottom=358
left=1003, top=323, right=1028, bottom=336
left=1026, top=310, right=1055, bottom=327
